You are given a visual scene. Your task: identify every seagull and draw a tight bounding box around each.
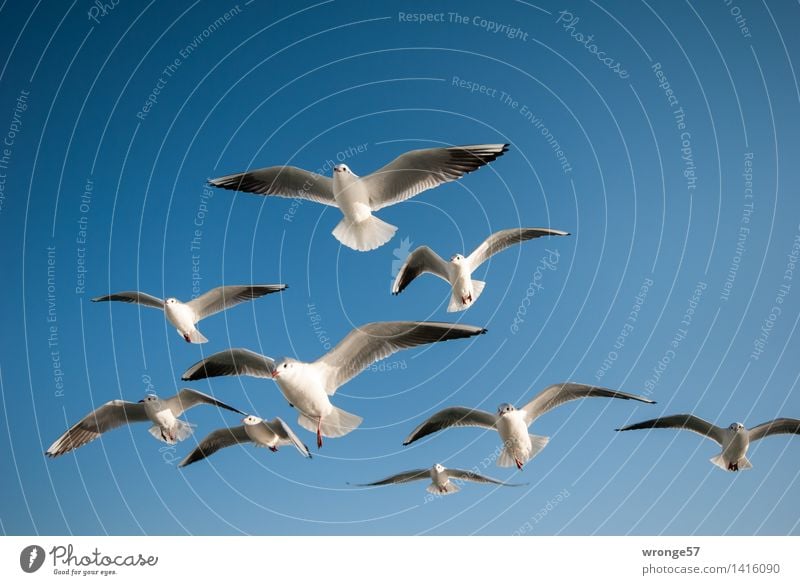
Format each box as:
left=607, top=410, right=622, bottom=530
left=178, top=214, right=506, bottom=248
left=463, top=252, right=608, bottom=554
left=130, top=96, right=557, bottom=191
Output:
left=392, top=227, right=570, bottom=311
left=403, top=383, right=655, bottom=469
left=46, top=389, right=245, bottom=457
left=182, top=321, right=487, bottom=448
left=615, top=414, right=800, bottom=471
left=92, top=284, right=287, bottom=343
left=208, top=144, right=508, bottom=252
left=179, top=415, right=311, bottom=467
left=352, top=463, right=526, bottom=495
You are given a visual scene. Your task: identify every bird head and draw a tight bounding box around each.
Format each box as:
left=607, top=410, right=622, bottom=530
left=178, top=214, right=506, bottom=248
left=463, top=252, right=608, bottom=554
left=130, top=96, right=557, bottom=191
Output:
left=433, top=463, right=445, bottom=473
left=450, top=254, right=465, bottom=264
left=138, top=394, right=159, bottom=403
left=243, top=415, right=262, bottom=425
left=165, top=298, right=178, bottom=306
left=271, top=358, right=297, bottom=380
left=497, top=403, right=516, bottom=416
left=729, top=422, right=745, bottom=432
left=333, top=164, right=352, bottom=176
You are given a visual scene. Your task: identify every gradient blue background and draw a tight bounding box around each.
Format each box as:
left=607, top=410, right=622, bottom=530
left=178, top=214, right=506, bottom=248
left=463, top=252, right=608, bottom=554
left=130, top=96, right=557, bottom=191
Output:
left=1, top=0, right=799, bottom=535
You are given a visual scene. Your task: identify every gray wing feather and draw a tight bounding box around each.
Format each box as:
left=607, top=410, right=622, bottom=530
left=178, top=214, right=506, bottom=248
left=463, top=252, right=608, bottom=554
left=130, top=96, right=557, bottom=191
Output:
left=165, top=388, right=245, bottom=417
left=365, top=144, right=508, bottom=211
left=615, top=414, right=726, bottom=445
left=208, top=166, right=336, bottom=206
left=178, top=426, right=250, bottom=467
left=354, top=468, right=431, bottom=486
left=748, top=418, right=800, bottom=442
left=522, top=382, right=655, bottom=425
left=46, top=401, right=149, bottom=457
left=264, top=418, right=311, bottom=458
left=466, top=228, right=570, bottom=270
left=182, top=348, right=276, bottom=381
left=403, top=407, right=497, bottom=445
left=446, top=468, right=526, bottom=486
left=313, top=321, right=487, bottom=394
left=91, top=291, right=164, bottom=310
left=391, top=247, right=450, bottom=295
left=186, top=284, right=287, bottom=320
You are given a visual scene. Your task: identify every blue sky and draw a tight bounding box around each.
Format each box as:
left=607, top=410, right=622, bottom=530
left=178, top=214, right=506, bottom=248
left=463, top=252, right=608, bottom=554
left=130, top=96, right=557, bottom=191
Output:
left=1, top=0, right=799, bottom=535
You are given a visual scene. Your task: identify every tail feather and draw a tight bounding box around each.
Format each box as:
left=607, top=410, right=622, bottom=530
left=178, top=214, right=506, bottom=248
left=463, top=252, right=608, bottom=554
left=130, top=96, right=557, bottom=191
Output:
left=447, top=280, right=487, bottom=312
left=710, top=453, right=753, bottom=471
left=297, top=407, right=363, bottom=439
left=332, top=215, right=397, bottom=251
left=497, top=434, right=550, bottom=468
left=148, top=420, right=195, bottom=444
left=427, top=481, right=460, bottom=495
left=185, top=329, right=208, bottom=344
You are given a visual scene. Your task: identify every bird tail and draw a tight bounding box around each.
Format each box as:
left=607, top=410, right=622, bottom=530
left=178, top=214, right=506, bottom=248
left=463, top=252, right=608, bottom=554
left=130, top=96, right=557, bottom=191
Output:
left=427, top=481, right=460, bottom=495
left=447, top=280, right=486, bottom=312
left=185, top=329, right=208, bottom=344
left=710, top=453, right=753, bottom=471
left=148, top=420, right=195, bottom=444
left=332, top=215, right=397, bottom=251
left=297, top=407, right=363, bottom=438
left=497, top=434, right=549, bottom=468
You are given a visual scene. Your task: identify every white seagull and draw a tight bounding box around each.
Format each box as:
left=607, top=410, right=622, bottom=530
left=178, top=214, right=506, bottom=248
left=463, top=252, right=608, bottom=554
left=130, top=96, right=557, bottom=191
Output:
left=404, top=383, right=655, bottom=469
left=616, top=414, right=800, bottom=471
left=182, top=321, right=487, bottom=448
left=353, top=463, right=526, bottom=495
left=46, top=389, right=245, bottom=457
left=392, top=227, right=570, bottom=311
left=179, top=415, right=311, bottom=467
left=209, top=144, right=508, bottom=252
left=92, top=284, right=287, bottom=343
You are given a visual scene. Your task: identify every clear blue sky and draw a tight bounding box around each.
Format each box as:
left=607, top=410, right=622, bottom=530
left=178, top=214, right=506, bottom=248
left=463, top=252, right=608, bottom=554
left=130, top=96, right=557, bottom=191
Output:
left=1, top=0, right=799, bottom=536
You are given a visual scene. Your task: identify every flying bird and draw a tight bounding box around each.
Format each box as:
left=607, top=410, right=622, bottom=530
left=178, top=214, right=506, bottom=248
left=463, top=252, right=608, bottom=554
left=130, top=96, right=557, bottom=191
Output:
left=392, top=227, right=569, bottom=311
left=182, top=321, right=487, bottom=448
left=352, top=463, right=526, bottom=495
left=179, top=415, right=311, bottom=467
left=615, top=414, right=800, bottom=471
left=403, top=383, right=654, bottom=469
left=208, top=144, right=509, bottom=251
left=46, top=389, right=245, bottom=457
left=92, top=284, right=287, bottom=343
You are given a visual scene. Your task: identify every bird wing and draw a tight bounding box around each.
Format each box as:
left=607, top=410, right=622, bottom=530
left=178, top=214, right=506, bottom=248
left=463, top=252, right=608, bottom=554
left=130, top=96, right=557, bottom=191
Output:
left=403, top=407, right=498, bottom=445
left=521, top=382, right=655, bottom=425
left=264, top=417, right=311, bottom=458
left=45, top=400, right=149, bottom=457
left=466, top=227, right=570, bottom=271
left=391, top=246, right=450, bottom=295
left=353, top=469, right=431, bottom=486
left=615, top=414, right=726, bottom=445
left=164, top=388, right=245, bottom=417
left=208, top=166, right=336, bottom=206
left=186, top=284, right=287, bottom=320
left=748, top=418, right=800, bottom=442
left=364, top=144, right=508, bottom=211
left=311, top=321, right=487, bottom=394
left=446, top=468, right=526, bottom=486
left=91, top=291, right=164, bottom=310
left=182, top=349, right=277, bottom=381
left=178, top=426, right=251, bottom=467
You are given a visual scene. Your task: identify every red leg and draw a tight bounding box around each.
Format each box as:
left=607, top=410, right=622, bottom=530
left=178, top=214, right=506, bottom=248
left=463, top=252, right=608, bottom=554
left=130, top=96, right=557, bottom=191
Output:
left=515, top=458, right=523, bottom=470
left=183, top=333, right=191, bottom=343
left=269, top=446, right=278, bottom=452
left=316, top=418, right=323, bottom=449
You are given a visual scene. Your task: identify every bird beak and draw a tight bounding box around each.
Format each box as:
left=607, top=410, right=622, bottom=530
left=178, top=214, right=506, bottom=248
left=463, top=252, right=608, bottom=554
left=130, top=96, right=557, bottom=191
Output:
left=138, top=399, right=145, bottom=403
left=271, top=370, right=279, bottom=379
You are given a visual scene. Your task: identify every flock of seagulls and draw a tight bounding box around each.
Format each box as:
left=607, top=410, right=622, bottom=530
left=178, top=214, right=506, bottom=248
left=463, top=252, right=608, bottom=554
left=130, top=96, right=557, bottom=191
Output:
left=47, top=143, right=799, bottom=499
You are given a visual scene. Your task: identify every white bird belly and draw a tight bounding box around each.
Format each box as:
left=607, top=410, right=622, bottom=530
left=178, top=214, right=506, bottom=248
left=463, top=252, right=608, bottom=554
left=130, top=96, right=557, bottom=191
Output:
left=497, top=415, right=531, bottom=459
left=165, top=303, right=198, bottom=332
left=334, top=178, right=372, bottom=222
left=245, top=423, right=277, bottom=447
left=151, top=407, right=178, bottom=430
left=275, top=378, right=333, bottom=419
left=722, top=433, right=749, bottom=463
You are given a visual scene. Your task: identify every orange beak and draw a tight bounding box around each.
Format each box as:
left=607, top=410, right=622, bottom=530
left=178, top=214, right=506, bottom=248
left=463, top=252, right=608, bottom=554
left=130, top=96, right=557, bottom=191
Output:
left=271, top=370, right=279, bottom=379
